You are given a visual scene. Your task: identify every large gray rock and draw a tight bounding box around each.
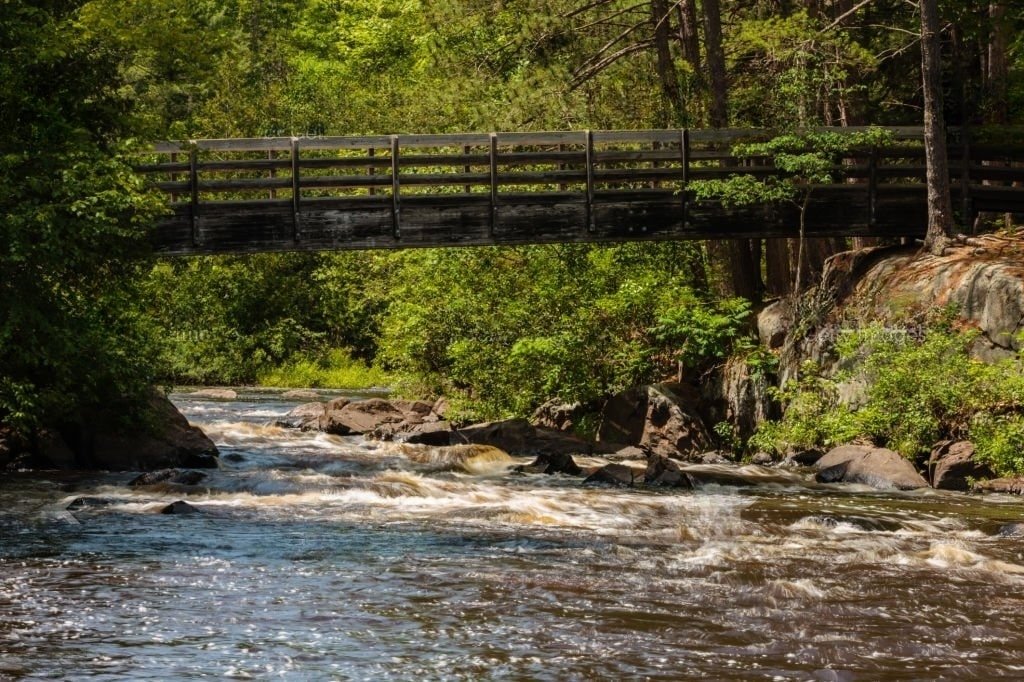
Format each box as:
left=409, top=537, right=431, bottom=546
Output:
left=321, top=398, right=409, bottom=435
left=190, top=388, right=237, bottom=400
left=928, top=440, right=995, bottom=491
left=644, top=454, right=693, bottom=488
left=530, top=399, right=590, bottom=432
left=453, top=419, right=595, bottom=457
left=758, top=299, right=792, bottom=350
left=598, top=384, right=710, bottom=460
left=5, top=390, right=219, bottom=471
left=815, top=445, right=928, bottom=490
left=583, top=463, right=645, bottom=487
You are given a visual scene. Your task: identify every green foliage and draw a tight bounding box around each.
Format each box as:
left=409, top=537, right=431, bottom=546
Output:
left=375, top=243, right=710, bottom=420
left=752, top=321, right=1024, bottom=476
left=0, top=1, right=164, bottom=431
left=257, top=348, right=390, bottom=390
left=651, top=295, right=753, bottom=371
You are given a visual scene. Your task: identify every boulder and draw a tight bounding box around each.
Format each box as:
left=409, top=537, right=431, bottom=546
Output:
left=66, top=497, right=115, bottom=511
left=928, top=440, right=995, bottom=491
left=700, top=357, right=781, bottom=444
left=973, top=478, right=1024, bottom=495
left=190, top=388, right=237, bottom=400
left=644, top=455, right=693, bottom=488
left=757, top=299, right=792, bottom=350
left=998, top=523, right=1024, bottom=537
left=597, top=384, right=710, bottom=460
left=161, top=500, right=200, bottom=515
left=383, top=421, right=453, bottom=446
left=583, top=463, right=645, bottom=487
left=453, top=419, right=535, bottom=453
left=530, top=399, right=590, bottom=432
left=129, top=469, right=207, bottom=487
left=279, top=402, right=327, bottom=429
left=321, top=398, right=408, bottom=435
left=85, top=392, right=219, bottom=471
left=814, top=445, right=928, bottom=490
left=750, top=452, right=774, bottom=466
left=517, top=451, right=582, bottom=476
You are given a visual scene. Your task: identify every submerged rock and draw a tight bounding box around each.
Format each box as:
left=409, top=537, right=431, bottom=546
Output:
left=129, top=469, right=207, bottom=487
left=815, top=445, right=928, bottom=490
left=583, top=463, right=645, bottom=487
left=928, top=440, right=995, bottom=491
left=66, top=497, right=115, bottom=511
left=161, top=500, right=200, bottom=515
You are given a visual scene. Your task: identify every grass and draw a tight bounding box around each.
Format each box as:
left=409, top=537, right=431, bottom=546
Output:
left=257, top=348, right=391, bottom=390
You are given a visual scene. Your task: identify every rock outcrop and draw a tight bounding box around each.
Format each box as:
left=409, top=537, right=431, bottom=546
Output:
left=928, top=440, right=995, bottom=491
left=2, top=391, right=218, bottom=472
left=814, top=445, right=929, bottom=490
left=597, top=384, right=710, bottom=460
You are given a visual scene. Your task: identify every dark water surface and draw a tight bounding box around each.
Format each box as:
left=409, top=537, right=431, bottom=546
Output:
left=3, top=390, right=1024, bottom=680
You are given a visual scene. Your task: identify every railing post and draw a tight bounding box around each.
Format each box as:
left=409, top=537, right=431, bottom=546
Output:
left=391, top=135, right=401, bottom=240
left=368, top=147, right=376, bottom=196
left=680, top=129, right=690, bottom=230
left=489, top=133, right=498, bottom=237
left=188, top=141, right=199, bottom=248
left=585, top=129, right=595, bottom=232
left=290, top=137, right=301, bottom=242
left=868, top=145, right=878, bottom=229
left=464, top=144, right=472, bottom=195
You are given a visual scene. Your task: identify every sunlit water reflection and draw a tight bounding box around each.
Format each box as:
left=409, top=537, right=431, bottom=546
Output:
left=3, top=389, right=1024, bottom=679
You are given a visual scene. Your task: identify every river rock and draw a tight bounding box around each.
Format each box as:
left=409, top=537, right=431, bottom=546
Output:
left=190, top=388, right=237, bottom=400
left=928, top=440, right=995, bottom=491
left=973, top=477, right=1024, bottom=495
left=997, top=523, right=1024, bottom=537
left=130, top=469, right=207, bottom=487
left=644, top=455, right=693, bottom=488
left=321, top=398, right=408, bottom=435
left=161, top=500, right=200, bottom=515
left=385, top=421, right=453, bottom=446
left=597, top=384, right=710, bottom=460
left=815, top=445, right=929, bottom=490
left=531, top=399, right=590, bottom=432
left=281, top=389, right=321, bottom=400
left=750, top=452, right=774, bottom=466
left=66, top=497, right=115, bottom=511
left=276, top=402, right=327, bottom=429
left=516, top=451, right=583, bottom=476
left=583, top=463, right=644, bottom=487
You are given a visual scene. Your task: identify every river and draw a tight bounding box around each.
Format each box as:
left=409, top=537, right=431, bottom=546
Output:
left=2, top=389, right=1024, bottom=680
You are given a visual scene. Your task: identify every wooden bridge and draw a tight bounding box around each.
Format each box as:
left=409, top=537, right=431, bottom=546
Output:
left=138, top=127, right=1024, bottom=255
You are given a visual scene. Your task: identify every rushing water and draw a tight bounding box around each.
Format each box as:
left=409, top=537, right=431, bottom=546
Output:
left=3, top=390, right=1024, bottom=680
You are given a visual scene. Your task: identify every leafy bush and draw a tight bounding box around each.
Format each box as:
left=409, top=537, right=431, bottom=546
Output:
left=257, top=349, right=390, bottom=390
left=751, top=320, right=1024, bottom=476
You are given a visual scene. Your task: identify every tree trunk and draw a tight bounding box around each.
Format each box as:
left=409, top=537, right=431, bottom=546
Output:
left=987, top=2, right=1009, bottom=125
left=651, top=0, right=685, bottom=126
left=676, top=0, right=703, bottom=86
left=764, top=239, right=792, bottom=296
left=920, top=0, right=955, bottom=254
left=702, top=0, right=762, bottom=300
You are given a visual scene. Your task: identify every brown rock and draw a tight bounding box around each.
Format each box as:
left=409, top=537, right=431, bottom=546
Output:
left=597, top=384, right=710, bottom=460
left=530, top=399, right=589, bottom=432
left=583, top=463, right=645, bottom=487
left=453, top=419, right=535, bottom=453
left=973, top=478, right=1024, bottom=495
left=281, top=389, right=321, bottom=400
left=928, top=440, right=995, bottom=491
left=281, top=402, right=326, bottom=429
left=190, top=388, right=237, bottom=400
left=517, top=451, right=582, bottom=476
left=644, top=455, right=693, bottom=488
left=130, top=469, right=207, bottom=487
left=391, top=421, right=453, bottom=446
left=815, top=445, right=928, bottom=490
left=321, top=398, right=407, bottom=435
left=161, top=500, right=200, bottom=515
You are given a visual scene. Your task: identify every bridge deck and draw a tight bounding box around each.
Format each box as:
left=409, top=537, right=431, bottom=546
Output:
left=137, top=128, right=1024, bottom=254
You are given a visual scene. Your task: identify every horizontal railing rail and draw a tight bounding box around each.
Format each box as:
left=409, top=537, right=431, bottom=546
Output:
left=135, top=127, right=1024, bottom=254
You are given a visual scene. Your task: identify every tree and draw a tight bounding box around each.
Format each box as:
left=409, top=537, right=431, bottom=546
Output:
left=0, top=1, right=162, bottom=432
left=919, top=0, right=955, bottom=253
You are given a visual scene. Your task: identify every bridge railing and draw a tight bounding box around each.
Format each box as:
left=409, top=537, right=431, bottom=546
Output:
left=134, top=127, right=1024, bottom=251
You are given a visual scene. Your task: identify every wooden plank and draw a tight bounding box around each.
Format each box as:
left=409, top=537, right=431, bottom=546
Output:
left=585, top=130, right=595, bottom=232
left=391, top=135, right=401, bottom=239
left=489, top=133, right=498, bottom=235
left=195, top=138, right=293, bottom=152
left=189, top=145, right=199, bottom=246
